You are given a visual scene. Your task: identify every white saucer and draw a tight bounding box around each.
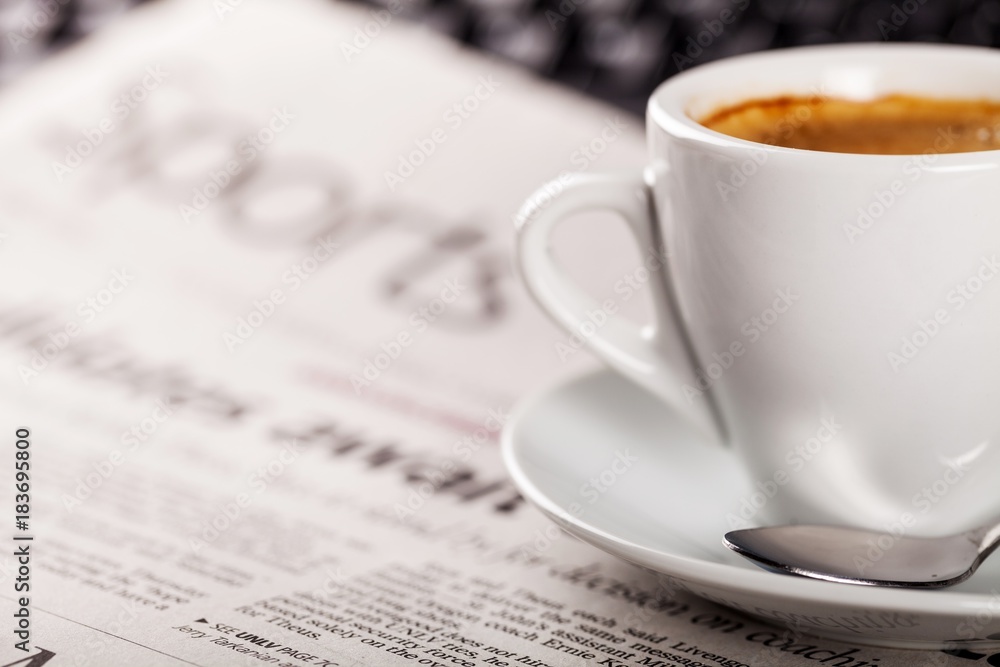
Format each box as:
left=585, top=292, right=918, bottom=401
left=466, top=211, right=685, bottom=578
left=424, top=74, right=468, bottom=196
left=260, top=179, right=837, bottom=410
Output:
left=502, top=369, right=1000, bottom=650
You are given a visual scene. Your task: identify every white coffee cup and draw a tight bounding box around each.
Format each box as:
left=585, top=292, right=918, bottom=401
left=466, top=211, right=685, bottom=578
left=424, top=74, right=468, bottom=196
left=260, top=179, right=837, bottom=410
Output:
left=516, top=44, right=1000, bottom=536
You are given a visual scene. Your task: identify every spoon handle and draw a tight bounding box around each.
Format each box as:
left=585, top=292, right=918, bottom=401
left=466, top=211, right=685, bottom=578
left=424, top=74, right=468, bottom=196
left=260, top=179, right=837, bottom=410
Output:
left=969, top=520, right=1000, bottom=555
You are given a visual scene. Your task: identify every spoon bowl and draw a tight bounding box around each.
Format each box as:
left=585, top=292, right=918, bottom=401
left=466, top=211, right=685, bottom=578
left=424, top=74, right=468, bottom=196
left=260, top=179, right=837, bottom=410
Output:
left=724, top=523, right=1000, bottom=588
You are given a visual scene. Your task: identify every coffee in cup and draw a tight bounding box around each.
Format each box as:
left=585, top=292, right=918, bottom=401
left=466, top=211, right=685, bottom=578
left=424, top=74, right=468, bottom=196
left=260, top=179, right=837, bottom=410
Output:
left=699, top=94, right=1000, bottom=154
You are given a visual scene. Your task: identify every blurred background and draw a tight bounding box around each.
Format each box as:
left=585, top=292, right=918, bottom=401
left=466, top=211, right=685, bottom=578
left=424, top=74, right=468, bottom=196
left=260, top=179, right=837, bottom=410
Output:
left=7, top=0, right=1000, bottom=114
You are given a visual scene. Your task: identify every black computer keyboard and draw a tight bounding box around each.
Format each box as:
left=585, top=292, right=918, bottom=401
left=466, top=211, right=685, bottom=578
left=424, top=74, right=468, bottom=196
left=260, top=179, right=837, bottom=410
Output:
left=348, top=0, right=1000, bottom=114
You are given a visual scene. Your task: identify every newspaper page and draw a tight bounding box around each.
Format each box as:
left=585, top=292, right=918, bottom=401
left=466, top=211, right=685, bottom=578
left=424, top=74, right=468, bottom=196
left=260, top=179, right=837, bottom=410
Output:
left=0, top=1, right=978, bottom=665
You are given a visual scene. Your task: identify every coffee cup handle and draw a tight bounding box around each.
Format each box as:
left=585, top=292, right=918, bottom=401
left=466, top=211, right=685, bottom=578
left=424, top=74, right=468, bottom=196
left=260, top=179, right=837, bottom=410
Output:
left=515, top=169, right=724, bottom=444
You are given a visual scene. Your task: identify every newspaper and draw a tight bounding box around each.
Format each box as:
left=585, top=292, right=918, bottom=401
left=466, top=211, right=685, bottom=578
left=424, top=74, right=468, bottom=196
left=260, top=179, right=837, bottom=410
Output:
left=0, top=0, right=977, bottom=665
